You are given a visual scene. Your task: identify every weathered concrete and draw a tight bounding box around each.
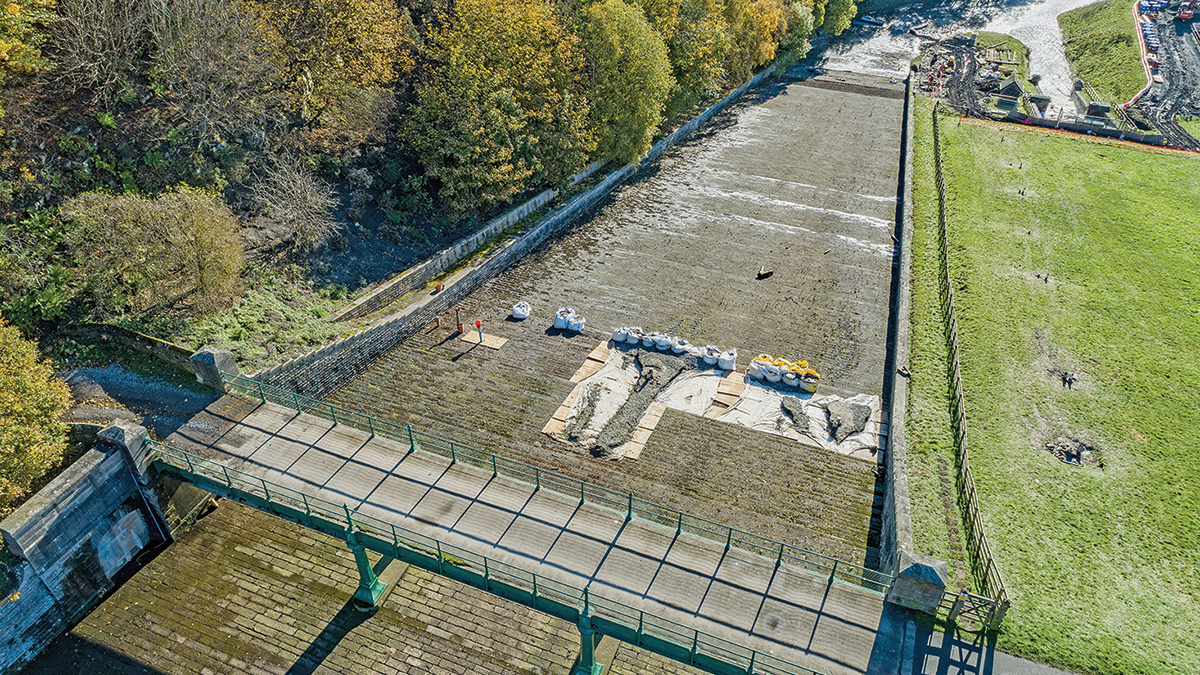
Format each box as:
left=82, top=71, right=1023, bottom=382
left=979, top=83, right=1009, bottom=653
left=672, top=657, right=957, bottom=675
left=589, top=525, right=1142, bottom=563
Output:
left=24, top=500, right=711, bottom=675
left=191, top=345, right=241, bottom=391
left=167, top=399, right=894, bottom=675
left=886, top=551, right=947, bottom=616
left=0, top=448, right=149, bottom=673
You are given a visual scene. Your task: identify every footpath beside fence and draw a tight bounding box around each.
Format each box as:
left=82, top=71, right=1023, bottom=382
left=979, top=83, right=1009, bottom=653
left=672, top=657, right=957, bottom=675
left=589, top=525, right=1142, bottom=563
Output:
left=930, top=105, right=1011, bottom=629
left=252, top=66, right=777, bottom=399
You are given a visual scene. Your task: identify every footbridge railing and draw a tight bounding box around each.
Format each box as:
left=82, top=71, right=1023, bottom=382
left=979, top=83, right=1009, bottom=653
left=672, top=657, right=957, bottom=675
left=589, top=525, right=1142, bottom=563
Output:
left=150, top=439, right=824, bottom=675
left=220, top=372, right=894, bottom=597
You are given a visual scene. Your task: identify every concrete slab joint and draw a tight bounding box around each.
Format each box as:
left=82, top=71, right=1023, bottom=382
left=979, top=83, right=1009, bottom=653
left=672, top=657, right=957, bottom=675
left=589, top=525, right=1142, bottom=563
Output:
left=886, top=550, right=948, bottom=615
left=190, top=345, right=242, bottom=392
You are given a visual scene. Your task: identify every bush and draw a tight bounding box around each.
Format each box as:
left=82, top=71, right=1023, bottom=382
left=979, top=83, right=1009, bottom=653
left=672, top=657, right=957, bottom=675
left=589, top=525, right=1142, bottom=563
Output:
left=63, top=186, right=243, bottom=315
left=0, top=318, right=71, bottom=516
left=251, top=157, right=341, bottom=252
left=407, top=0, right=593, bottom=213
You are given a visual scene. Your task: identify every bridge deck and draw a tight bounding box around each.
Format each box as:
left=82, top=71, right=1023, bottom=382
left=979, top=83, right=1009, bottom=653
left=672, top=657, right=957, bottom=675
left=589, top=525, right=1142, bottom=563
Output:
left=168, top=397, right=892, bottom=675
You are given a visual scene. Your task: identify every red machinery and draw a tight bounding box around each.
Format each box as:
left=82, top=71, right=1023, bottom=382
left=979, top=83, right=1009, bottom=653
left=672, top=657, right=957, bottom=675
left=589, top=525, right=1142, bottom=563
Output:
left=1179, top=0, right=1196, bottom=20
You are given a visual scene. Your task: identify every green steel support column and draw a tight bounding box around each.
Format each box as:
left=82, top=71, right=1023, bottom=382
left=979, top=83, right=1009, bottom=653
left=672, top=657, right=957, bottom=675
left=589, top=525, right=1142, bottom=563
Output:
left=575, top=593, right=604, bottom=675
left=347, top=529, right=387, bottom=606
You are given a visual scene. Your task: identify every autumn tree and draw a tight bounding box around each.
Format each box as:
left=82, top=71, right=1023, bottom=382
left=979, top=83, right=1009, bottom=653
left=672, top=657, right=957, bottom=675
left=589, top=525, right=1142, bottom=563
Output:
left=666, top=0, right=728, bottom=117
left=240, top=0, right=413, bottom=124
left=774, top=0, right=814, bottom=68
left=724, top=0, right=787, bottom=82
left=820, top=0, right=856, bottom=36
left=63, top=187, right=243, bottom=315
left=0, top=0, right=56, bottom=115
left=631, top=0, right=681, bottom=42
left=408, top=0, right=593, bottom=213
left=149, top=0, right=282, bottom=144
left=0, top=318, right=71, bottom=516
left=579, top=0, right=673, bottom=163
left=250, top=157, right=339, bottom=252
left=51, top=0, right=152, bottom=101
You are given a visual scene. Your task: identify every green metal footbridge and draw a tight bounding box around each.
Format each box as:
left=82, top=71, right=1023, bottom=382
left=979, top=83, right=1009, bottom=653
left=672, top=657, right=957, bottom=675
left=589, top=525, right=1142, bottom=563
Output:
left=151, top=373, right=895, bottom=675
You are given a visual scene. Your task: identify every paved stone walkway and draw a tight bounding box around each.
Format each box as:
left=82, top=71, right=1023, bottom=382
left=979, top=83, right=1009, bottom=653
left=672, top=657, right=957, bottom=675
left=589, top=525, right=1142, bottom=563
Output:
left=23, top=500, right=701, bottom=675
left=167, top=399, right=894, bottom=675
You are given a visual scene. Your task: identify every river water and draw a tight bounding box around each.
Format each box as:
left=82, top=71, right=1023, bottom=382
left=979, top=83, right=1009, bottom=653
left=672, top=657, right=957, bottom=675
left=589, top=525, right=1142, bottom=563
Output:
left=809, top=0, right=1108, bottom=105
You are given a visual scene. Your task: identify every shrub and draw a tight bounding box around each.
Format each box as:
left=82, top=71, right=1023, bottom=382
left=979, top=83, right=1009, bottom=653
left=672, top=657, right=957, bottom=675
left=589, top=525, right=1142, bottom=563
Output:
left=0, top=318, right=71, bottom=516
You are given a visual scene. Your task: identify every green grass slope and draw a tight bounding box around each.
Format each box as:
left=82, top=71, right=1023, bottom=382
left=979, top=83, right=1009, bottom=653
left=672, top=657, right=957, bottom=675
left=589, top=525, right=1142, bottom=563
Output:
left=1059, top=0, right=1145, bottom=103
left=911, top=104, right=1200, bottom=674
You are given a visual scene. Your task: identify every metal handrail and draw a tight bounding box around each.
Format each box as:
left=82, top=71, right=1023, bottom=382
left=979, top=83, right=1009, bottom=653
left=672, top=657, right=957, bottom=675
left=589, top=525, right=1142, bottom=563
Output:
left=220, top=371, right=894, bottom=595
left=149, top=439, right=824, bottom=675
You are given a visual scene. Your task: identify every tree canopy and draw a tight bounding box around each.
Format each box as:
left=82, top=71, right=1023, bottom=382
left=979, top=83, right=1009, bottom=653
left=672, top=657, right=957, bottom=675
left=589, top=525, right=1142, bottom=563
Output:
left=0, top=317, right=70, bottom=515
left=63, top=186, right=242, bottom=315
left=579, top=0, right=674, bottom=163
left=407, top=0, right=593, bottom=213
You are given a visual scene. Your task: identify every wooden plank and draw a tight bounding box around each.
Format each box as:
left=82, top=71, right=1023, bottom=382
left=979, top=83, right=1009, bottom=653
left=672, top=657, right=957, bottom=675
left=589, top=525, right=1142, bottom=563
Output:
left=620, top=401, right=666, bottom=461
left=570, top=341, right=613, bottom=382
left=543, top=387, right=581, bottom=436
left=458, top=332, right=509, bottom=350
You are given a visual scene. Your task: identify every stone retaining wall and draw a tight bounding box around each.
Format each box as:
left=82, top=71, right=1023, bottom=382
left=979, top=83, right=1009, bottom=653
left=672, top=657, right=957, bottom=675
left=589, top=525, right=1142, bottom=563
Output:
left=331, top=159, right=608, bottom=323
left=0, top=428, right=213, bottom=672
left=254, top=66, right=777, bottom=400
left=881, top=74, right=916, bottom=574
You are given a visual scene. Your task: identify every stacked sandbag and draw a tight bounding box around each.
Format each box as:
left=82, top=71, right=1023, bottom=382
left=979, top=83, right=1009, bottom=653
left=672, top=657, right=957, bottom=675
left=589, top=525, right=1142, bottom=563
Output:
left=555, top=307, right=585, bottom=332
left=610, top=327, right=738, bottom=371
left=747, top=354, right=820, bottom=392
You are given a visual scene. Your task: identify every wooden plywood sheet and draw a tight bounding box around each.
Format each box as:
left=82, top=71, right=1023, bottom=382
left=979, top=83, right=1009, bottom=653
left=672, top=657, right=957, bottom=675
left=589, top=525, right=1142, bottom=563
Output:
left=459, top=331, right=509, bottom=349
left=570, top=341, right=612, bottom=382
left=618, top=401, right=667, bottom=461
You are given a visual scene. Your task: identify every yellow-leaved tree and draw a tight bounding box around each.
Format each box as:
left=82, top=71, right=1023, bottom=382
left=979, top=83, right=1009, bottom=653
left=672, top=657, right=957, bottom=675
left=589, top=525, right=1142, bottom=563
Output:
left=407, top=0, right=593, bottom=213
left=724, top=0, right=788, bottom=82
left=240, top=0, right=413, bottom=124
left=579, top=0, right=674, bottom=163
left=0, top=318, right=70, bottom=516
left=666, top=0, right=729, bottom=117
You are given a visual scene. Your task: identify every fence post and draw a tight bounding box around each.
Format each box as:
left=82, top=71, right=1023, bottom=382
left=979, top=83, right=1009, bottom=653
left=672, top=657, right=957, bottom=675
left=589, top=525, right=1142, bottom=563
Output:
left=407, top=424, right=417, bottom=453
left=535, top=467, right=541, bottom=491
left=368, top=416, right=375, bottom=437
left=829, top=559, right=839, bottom=584
left=579, top=480, right=585, bottom=506
left=436, top=541, right=445, bottom=574
left=775, top=542, right=784, bottom=567
left=222, top=466, right=232, bottom=488
left=449, top=441, right=456, bottom=464
left=483, top=558, right=491, bottom=591
left=184, top=452, right=195, bottom=474
left=626, top=493, right=634, bottom=521
left=261, top=477, right=271, bottom=503
left=257, top=380, right=266, bottom=403
left=676, top=511, right=683, bottom=536
left=292, top=392, right=301, bottom=412
left=724, top=528, right=732, bottom=551
left=331, top=408, right=338, bottom=426
left=948, top=592, right=967, bottom=622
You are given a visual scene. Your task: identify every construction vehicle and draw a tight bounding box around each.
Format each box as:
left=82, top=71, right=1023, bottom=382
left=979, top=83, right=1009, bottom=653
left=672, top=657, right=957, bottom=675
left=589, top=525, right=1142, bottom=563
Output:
left=1180, top=0, right=1196, bottom=20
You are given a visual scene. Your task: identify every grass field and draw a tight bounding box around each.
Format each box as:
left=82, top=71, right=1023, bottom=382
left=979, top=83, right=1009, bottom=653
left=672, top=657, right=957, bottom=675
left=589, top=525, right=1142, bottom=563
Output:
left=905, top=98, right=971, bottom=588
left=1059, top=0, right=1145, bottom=104
left=909, top=101, right=1200, bottom=674
left=1178, top=116, right=1200, bottom=142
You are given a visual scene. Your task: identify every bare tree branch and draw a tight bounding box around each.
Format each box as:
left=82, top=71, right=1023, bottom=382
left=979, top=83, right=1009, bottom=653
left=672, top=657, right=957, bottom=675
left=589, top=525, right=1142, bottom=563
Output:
left=251, top=157, right=340, bottom=252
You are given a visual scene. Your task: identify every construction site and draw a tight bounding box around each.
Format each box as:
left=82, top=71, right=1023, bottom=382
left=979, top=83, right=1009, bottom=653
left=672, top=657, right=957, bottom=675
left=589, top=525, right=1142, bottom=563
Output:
left=11, top=69, right=921, bottom=675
